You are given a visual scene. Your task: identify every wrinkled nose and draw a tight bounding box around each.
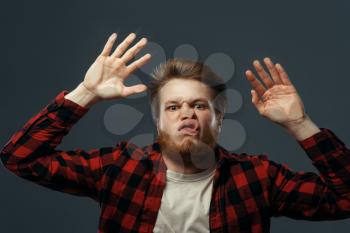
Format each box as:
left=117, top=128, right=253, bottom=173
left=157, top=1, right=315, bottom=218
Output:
left=180, top=104, right=195, bottom=119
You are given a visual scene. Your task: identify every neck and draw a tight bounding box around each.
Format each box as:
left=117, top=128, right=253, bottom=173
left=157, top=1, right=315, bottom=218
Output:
left=161, top=147, right=217, bottom=174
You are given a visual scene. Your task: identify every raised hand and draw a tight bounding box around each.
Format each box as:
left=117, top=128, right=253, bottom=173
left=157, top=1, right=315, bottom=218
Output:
left=245, top=58, right=306, bottom=126
left=82, top=32, right=151, bottom=100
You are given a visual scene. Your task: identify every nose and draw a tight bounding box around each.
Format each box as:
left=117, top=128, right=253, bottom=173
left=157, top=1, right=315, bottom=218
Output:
left=180, top=103, right=195, bottom=119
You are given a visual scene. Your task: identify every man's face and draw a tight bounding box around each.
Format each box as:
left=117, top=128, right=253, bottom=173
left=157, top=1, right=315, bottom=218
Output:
left=156, top=78, right=222, bottom=161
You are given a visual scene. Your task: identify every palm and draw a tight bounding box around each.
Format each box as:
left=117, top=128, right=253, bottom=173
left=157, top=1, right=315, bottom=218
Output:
left=82, top=33, right=151, bottom=100
left=84, top=56, right=128, bottom=99
left=259, top=85, right=304, bottom=124
left=245, top=58, right=305, bottom=125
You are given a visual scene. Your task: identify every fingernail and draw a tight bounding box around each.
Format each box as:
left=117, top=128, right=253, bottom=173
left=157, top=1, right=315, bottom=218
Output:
left=140, top=38, right=147, bottom=43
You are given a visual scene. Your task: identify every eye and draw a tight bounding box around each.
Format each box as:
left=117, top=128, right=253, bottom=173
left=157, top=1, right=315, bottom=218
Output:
left=194, top=103, right=207, bottom=110
left=167, top=105, right=178, bottom=111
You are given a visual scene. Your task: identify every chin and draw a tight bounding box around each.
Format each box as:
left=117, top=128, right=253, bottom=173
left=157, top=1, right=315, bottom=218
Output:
left=157, top=129, right=218, bottom=170
left=157, top=129, right=217, bottom=155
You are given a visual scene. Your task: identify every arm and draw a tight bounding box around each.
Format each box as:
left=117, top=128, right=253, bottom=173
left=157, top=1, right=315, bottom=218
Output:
left=265, top=128, right=350, bottom=220
left=0, top=32, right=151, bottom=202
left=244, top=58, right=350, bottom=219
left=1, top=92, right=113, bottom=202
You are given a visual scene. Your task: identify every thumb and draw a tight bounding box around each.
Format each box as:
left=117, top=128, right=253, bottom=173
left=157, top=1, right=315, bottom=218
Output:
left=251, top=90, right=264, bottom=114
left=123, top=84, right=147, bottom=97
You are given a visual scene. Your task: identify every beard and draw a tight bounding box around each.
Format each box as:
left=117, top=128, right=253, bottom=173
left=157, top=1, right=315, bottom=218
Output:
left=156, top=124, right=218, bottom=170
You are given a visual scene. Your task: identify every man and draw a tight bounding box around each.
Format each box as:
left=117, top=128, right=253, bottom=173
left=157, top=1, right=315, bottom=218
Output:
left=1, top=32, right=349, bottom=233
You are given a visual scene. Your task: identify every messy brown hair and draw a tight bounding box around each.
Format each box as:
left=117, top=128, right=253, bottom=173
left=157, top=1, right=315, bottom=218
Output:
left=147, top=58, right=227, bottom=123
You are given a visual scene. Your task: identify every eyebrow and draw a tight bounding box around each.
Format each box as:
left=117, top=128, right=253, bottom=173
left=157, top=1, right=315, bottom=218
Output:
left=164, top=98, right=209, bottom=105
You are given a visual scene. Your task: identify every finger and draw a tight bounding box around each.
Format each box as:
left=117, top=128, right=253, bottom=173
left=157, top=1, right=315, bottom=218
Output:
left=122, top=84, right=148, bottom=97
left=253, top=60, right=274, bottom=88
left=275, top=63, right=292, bottom=85
left=127, top=53, right=152, bottom=74
left=100, top=33, right=117, bottom=56
left=245, top=70, right=267, bottom=97
left=111, top=33, right=136, bottom=58
left=263, top=57, right=283, bottom=85
left=121, top=37, right=148, bottom=63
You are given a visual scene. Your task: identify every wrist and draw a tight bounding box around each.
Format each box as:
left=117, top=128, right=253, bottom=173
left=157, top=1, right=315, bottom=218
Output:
left=64, top=83, right=101, bottom=108
left=281, top=114, right=321, bottom=141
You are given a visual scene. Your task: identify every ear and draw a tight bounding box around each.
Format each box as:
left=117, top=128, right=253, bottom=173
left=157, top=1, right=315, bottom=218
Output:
left=156, top=119, right=160, bottom=135
left=217, top=113, right=224, bottom=132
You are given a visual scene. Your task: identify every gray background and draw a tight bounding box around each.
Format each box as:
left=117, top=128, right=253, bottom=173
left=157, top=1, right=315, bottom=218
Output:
left=0, top=0, right=349, bottom=232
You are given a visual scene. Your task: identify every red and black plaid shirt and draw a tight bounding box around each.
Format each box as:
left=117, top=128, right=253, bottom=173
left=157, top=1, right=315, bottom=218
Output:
left=1, top=90, right=350, bottom=233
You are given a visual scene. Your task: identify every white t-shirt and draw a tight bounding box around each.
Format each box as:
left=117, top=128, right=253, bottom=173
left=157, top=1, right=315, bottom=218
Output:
left=153, top=164, right=216, bottom=233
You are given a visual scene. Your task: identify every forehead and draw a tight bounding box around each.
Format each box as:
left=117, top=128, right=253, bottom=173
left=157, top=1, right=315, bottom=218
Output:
left=159, top=79, right=212, bottom=103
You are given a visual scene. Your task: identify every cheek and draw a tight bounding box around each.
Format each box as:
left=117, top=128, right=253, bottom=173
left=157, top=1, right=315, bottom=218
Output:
left=199, top=112, right=217, bottom=128
left=158, top=114, right=177, bottom=134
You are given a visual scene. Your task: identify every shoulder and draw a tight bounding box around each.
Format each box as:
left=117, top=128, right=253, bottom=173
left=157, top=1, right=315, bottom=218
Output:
left=216, top=144, right=269, bottom=164
left=114, top=140, right=151, bottom=161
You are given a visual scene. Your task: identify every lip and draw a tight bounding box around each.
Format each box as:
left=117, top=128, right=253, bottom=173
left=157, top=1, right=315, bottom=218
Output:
left=178, top=120, right=199, bottom=132
left=179, top=127, right=199, bottom=136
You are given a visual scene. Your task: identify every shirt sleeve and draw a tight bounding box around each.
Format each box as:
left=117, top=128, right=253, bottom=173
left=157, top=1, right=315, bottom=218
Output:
left=264, top=128, right=350, bottom=220
left=0, top=91, right=126, bottom=203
